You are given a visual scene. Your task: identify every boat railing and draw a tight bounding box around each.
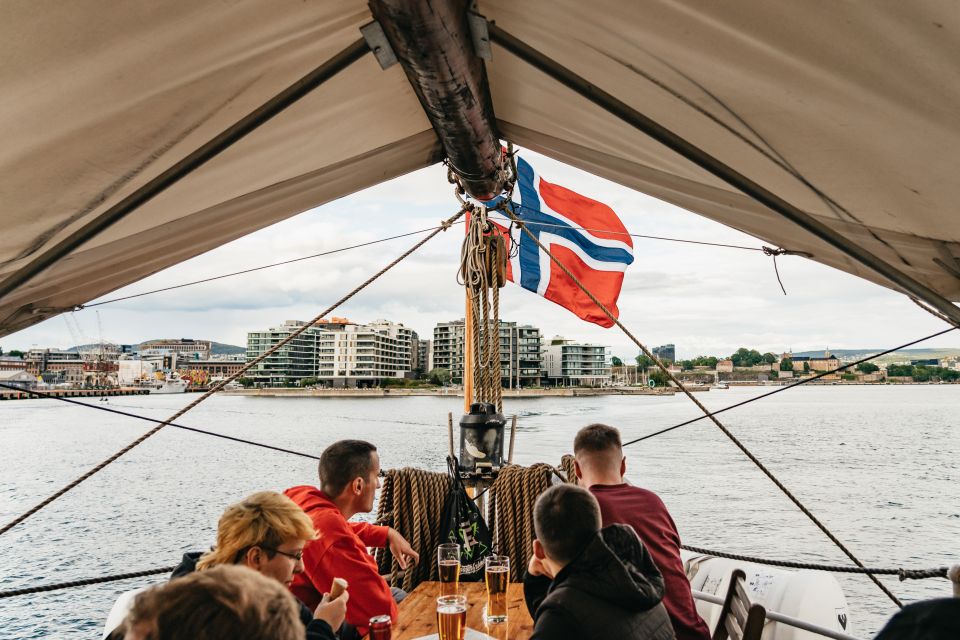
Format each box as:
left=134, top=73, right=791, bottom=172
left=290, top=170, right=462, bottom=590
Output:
left=691, top=590, right=863, bottom=640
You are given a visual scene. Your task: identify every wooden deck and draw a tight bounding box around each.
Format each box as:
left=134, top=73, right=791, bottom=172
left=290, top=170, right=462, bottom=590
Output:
left=394, top=581, right=534, bottom=640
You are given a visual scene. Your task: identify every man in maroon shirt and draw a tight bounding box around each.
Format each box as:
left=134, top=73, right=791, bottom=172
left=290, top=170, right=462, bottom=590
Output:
left=573, top=424, right=711, bottom=640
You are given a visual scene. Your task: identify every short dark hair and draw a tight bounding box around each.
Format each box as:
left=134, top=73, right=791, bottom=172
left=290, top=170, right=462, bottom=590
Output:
left=573, top=423, right=622, bottom=455
left=533, top=484, right=601, bottom=564
left=318, top=440, right=377, bottom=496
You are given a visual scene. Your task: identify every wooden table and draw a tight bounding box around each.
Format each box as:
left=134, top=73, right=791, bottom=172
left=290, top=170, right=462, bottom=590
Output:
left=394, top=581, right=534, bottom=640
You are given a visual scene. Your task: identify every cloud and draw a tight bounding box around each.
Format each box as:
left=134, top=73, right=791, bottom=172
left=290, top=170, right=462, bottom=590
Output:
left=5, top=151, right=957, bottom=357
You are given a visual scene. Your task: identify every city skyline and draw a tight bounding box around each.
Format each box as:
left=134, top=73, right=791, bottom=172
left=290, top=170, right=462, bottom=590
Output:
left=2, top=151, right=958, bottom=359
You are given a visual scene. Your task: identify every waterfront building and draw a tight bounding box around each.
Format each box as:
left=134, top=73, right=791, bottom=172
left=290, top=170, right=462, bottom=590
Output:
left=139, top=338, right=211, bottom=360
left=716, top=359, right=734, bottom=373
left=0, top=369, right=36, bottom=389
left=432, top=320, right=543, bottom=387
left=652, top=343, right=675, bottom=363
left=24, top=348, right=86, bottom=386
left=809, top=351, right=840, bottom=372
left=0, top=356, right=26, bottom=371
left=416, top=339, right=433, bottom=374
left=542, top=336, right=610, bottom=387
left=246, top=318, right=416, bottom=387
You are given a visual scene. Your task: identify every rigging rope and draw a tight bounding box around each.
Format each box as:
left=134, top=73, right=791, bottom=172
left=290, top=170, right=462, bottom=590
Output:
left=679, top=546, right=951, bottom=581
left=0, top=209, right=466, bottom=538
left=499, top=205, right=905, bottom=608
left=0, top=567, right=174, bottom=599
left=0, top=382, right=320, bottom=459
left=78, top=223, right=463, bottom=309
left=623, top=325, right=958, bottom=446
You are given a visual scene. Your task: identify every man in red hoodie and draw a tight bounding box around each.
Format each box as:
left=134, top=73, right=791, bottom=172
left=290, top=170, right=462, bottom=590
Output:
left=285, top=440, right=419, bottom=637
left=573, top=424, right=711, bottom=640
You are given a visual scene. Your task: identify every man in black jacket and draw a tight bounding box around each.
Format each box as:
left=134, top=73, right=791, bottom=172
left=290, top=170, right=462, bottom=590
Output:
left=524, top=484, right=675, bottom=640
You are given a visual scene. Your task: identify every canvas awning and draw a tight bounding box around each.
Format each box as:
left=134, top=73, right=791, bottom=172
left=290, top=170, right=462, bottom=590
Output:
left=2, top=1, right=958, bottom=336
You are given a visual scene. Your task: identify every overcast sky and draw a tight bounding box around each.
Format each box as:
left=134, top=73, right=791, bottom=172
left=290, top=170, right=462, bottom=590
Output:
left=4, top=151, right=956, bottom=360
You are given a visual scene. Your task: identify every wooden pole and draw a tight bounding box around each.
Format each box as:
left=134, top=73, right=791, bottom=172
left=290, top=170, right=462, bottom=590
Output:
left=447, top=412, right=455, bottom=460
left=507, top=414, right=517, bottom=464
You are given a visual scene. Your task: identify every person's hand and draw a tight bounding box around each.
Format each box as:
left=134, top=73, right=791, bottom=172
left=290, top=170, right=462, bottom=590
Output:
left=527, top=554, right=547, bottom=577
left=314, top=591, right=349, bottom=630
left=387, top=528, right=420, bottom=569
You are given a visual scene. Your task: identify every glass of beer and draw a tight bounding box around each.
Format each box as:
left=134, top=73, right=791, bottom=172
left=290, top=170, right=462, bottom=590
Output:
left=437, top=543, right=461, bottom=596
left=436, top=594, right=467, bottom=640
left=484, top=555, right=509, bottom=623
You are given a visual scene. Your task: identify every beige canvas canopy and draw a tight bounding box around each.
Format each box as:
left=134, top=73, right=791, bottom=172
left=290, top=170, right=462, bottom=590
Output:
left=2, top=1, right=958, bottom=337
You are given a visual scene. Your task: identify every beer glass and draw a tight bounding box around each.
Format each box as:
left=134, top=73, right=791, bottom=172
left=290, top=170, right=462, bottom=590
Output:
left=436, top=594, right=467, bottom=640
left=437, top=543, right=461, bottom=596
left=484, top=555, right=509, bottom=623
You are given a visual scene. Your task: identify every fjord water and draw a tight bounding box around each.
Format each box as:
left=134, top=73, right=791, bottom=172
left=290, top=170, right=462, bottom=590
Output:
left=1, top=386, right=957, bottom=638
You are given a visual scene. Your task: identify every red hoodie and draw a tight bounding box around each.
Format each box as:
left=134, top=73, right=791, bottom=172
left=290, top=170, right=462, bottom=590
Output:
left=284, top=485, right=395, bottom=634
left=590, top=484, right=711, bottom=640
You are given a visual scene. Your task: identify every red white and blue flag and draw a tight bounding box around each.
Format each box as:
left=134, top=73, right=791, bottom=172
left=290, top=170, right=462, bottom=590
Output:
left=488, top=156, right=634, bottom=328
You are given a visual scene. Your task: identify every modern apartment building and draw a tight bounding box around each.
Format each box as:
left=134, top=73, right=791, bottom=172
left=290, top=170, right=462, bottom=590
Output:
left=432, top=320, right=542, bottom=387
left=542, top=336, right=611, bottom=387
left=416, top=339, right=433, bottom=374
left=652, top=343, right=676, bottom=363
left=246, top=318, right=416, bottom=387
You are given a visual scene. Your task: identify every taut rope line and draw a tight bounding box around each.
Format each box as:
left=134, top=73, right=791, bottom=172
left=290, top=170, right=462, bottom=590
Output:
left=0, top=208, right=466, bottom=538
left=679, top=546, right=951, bottom=581
left=623, top=325, right=958, bottom=446
left=0, top=381, right=321, bottom=460
left=80, top=223, right=464, bottom=309
left=0, top=567, right=175, bottom=599
left=500, top=206, right=904, bottom=608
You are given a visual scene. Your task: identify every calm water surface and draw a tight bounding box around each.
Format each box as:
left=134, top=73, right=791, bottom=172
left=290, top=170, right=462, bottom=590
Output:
left=1, top=386, right=958, bottom=638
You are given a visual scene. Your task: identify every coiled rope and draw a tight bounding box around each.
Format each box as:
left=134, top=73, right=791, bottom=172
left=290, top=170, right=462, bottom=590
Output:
left=499, top=205, right=906, bottom=608
left=0, top=208, right=466, bottom=538
left=487, top=463, right=562, bottom=582
left=459, top=202, right=505, bottom=411
left=374, top=467, right=451, bottom=593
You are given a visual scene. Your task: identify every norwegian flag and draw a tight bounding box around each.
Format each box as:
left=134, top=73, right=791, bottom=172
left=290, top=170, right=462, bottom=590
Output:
left=488, top=157, right=634, bottom=328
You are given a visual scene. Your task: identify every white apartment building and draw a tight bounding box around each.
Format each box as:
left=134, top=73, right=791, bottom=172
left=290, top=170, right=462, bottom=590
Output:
left=246, top=318, right=416, bottom=387
left=542, top=336, right=611, bottom=387
left=432, top=320, right=542, bottom=387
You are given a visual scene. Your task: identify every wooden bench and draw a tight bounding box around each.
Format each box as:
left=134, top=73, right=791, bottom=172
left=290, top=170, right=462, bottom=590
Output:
left=712, top=569, right=766, bottom=640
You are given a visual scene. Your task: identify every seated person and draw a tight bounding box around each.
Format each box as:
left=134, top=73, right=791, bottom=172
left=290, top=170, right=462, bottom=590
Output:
left=873, top=598, right=960, bottom=640
left=574, top=424, right=710, bottom=640
left=120, top=565, right=304, bottom=640
left=285, top=440, right=419, bottom=636
left=170, top=491, right=346, bottom=640
left=525, top=483, right=675, bottom=640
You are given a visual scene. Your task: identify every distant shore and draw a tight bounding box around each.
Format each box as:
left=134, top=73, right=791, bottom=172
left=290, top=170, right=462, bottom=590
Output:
left=222, top=386, right=678, bottom=398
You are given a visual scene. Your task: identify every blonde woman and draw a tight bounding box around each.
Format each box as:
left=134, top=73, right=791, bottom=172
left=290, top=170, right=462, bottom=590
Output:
left=172, top=491, right=347, bottom=640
